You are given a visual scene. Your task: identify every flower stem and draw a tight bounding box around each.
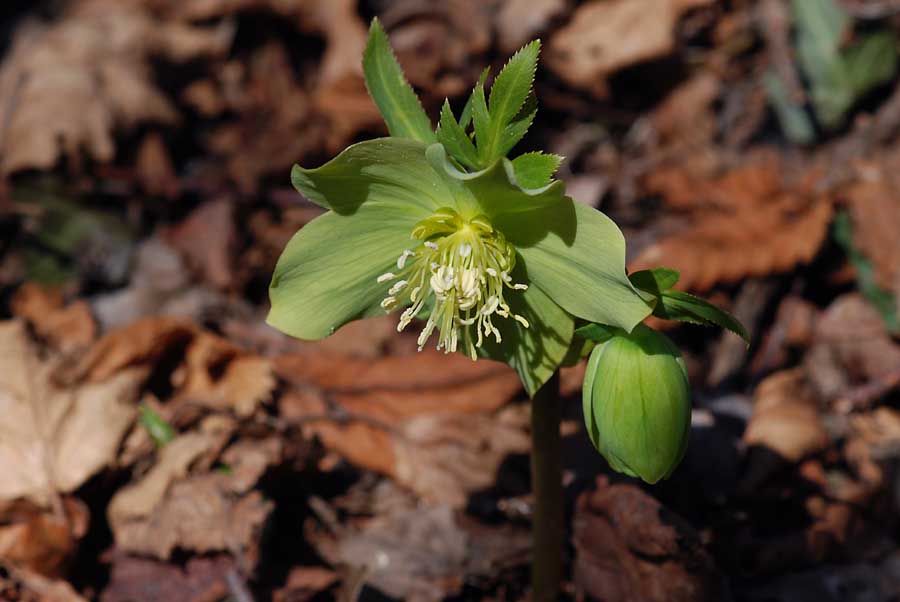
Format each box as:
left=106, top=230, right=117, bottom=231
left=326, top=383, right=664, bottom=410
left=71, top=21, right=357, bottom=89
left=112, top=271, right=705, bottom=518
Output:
left=530, top=370, right=563, bottom=602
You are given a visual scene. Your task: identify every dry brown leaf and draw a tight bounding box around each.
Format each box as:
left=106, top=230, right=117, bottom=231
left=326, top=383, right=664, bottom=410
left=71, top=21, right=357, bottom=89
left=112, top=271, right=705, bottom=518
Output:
left=573, top=477, right=724, bottom=602
left=496, top=0, right=567, bottom=54
left=546, top=0, right=713, bottom=96
left=108, top=429, right=277, bottom=559
left=743, top=368, right=829, bottom=462
left=631, top=161, right=833, bottom=291
left=0, top=498, right=89, bottom=578
left=804, top=294, right=900, bottom=399
left=0, top=0, right=230, bottom=175
left=843, top=175, right=900, bottom=302
left=0, top=320, right=143, bottom=506
left=277, top=350, right=524, bottom=506
left=135, top=132, right=180, bottom=199
left=1, top=566, right=89, bottom=602
left=101, top=552, right=235, bottom=602
left=10, top=284, right=96, bottom=353
left=273, top=566, right=338, bottom=602
left=650, top=71, right=720, bottom=143
left=163, top=198, right=235, bottom=290
left=74, top=316, right=274, bottom=416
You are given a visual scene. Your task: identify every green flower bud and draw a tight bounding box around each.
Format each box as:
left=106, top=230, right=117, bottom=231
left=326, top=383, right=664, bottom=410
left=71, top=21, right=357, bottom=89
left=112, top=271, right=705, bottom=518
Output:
left=582, top=323, right=691, bottom=484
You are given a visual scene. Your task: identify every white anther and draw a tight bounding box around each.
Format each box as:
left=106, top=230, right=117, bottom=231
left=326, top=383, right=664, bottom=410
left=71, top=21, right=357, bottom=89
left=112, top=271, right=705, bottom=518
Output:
left=424, top=241, right=439, bottom=250
left=377, top=272, right=395, bottom=283
left=397, top=250, right=415, bottom=269
left=513, top=283, right=528, bottom=290
left=430, top=262, right=439, bottom=270
left=389, top=280, right=408, bottom=295
left=514, top=315, right=530, bottom=328
left=380, top=296, right=396, bottom=309
left=486, top=267, right=498, bottom=277
left=482, top=296, right=499, bottom=315
left=458, top=243, right=472, bottom=258
left=501, top=271, right=512, bottom=282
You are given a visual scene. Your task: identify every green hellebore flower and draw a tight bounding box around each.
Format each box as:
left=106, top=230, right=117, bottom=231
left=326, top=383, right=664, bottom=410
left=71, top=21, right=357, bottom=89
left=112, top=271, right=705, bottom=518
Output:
left=582, top=323, right=691, bottom=483
left=267, top=138, right=652, bottom=395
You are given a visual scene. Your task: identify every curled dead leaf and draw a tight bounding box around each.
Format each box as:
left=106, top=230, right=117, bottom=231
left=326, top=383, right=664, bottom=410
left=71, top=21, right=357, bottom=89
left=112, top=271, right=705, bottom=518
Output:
left=0, top=498, right=89, bottom=578
left=573, top=477, right=725, bottom=602
left=743, top=368, right=829, bottom=463
left=277, top=349, right=524, bottom=506
left=631, top=161, right=833, bottom=291
left=10, top=284, right=95, bottom=354
left=0, top=0, right=231, bottom=175
left=0, top=320, right=143, bottom=506
left=546, top=0, right=713, bottom=96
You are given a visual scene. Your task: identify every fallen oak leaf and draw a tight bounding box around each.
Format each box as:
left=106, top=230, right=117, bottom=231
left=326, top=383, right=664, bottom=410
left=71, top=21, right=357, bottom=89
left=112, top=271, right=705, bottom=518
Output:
left=10, top=283, right=96, bottom=354
left=631, top=160, right=833, bottom=291
left=0, top=497, right=89, bottom=578
left=0, top=320, right=144, bottom=506
left=276, top=349, right=525, bottom=506
left=108, top=434, right=279, bottom=559
left=0, top=0, right=231, bottom=175
left=545, top=0, right=713, bottom=96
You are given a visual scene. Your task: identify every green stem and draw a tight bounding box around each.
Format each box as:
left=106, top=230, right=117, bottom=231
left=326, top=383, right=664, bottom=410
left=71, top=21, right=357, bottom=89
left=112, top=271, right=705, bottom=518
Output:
left=530, top=370, right=563, bottom=602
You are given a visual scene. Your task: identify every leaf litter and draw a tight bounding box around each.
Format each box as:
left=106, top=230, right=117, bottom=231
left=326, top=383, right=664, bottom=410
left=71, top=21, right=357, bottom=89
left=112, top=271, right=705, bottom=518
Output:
left=4, top=0, right=900, bottom=600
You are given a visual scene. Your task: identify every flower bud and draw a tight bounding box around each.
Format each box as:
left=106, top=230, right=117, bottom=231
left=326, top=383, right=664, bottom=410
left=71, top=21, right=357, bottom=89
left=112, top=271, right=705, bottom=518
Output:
left=582, top=324, right=691, bottom=483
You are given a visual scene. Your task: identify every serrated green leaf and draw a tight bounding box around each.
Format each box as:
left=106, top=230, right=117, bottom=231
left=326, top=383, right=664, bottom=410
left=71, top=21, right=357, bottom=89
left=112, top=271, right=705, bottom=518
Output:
left=653, top=290, right=750, bottom=344
left=496, top=93, right=537, bottom=159
left=489, top=40, right=540, bottom=136
left=362, top=19, right=436, bottom=143
left=574, top=323, right=618, bottom=343
left=471, top=81, right=493, bottom=166
left=460, top=67, right=490, bottom=129
left=511, top=152, right=562, bottom=189
left=628, top=267, right=680, bottom=294
left=437, top=100, right=480, bottom=169
left=139, top=404, right=176, bottom=448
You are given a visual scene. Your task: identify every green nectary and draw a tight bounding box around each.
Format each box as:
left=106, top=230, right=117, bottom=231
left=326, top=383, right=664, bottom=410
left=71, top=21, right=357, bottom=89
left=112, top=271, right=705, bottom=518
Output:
left=582, top=324, right=691, bottom=483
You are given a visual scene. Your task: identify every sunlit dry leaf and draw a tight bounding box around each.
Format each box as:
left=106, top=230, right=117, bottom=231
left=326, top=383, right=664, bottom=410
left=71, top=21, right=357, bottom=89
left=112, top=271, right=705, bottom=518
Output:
left=0, top=0, right=230, bottom=175
left=0, top=498, right=89, bottom=578
left=108, top=427, right=276, bottom=559
left=631, top=161, right=833, bottom=291
left=546, top=0, right=713, bottom=96
left=10, top=284, right=95, bottom=353
left=743, top=368, right=829, bottom=462
left=0, top=321, right=143, bottom=506
left=496, top=0, right=567, bottom=54
left=277, top=349, right=524, bottom=506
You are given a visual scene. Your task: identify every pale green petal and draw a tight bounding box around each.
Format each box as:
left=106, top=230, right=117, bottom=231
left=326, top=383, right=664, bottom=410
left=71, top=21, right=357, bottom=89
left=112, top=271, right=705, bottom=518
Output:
left=506, top=202, right=651, bottom=331
left=268, top=202, right=426, bottom=340
left=479, top=269, right=574, bottom=397
left=292, top=138, right=451, bottom=215
left=426, top=143, right=651, bottom=331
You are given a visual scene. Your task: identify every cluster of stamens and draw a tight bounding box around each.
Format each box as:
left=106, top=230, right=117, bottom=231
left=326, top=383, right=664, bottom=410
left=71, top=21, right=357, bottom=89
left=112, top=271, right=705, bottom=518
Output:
left=377, top=207, right=529, bottom=359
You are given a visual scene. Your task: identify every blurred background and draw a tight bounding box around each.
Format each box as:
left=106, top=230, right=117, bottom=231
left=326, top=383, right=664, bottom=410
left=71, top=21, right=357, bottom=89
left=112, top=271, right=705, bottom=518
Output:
left=2, top=0, right=900, bottom=600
